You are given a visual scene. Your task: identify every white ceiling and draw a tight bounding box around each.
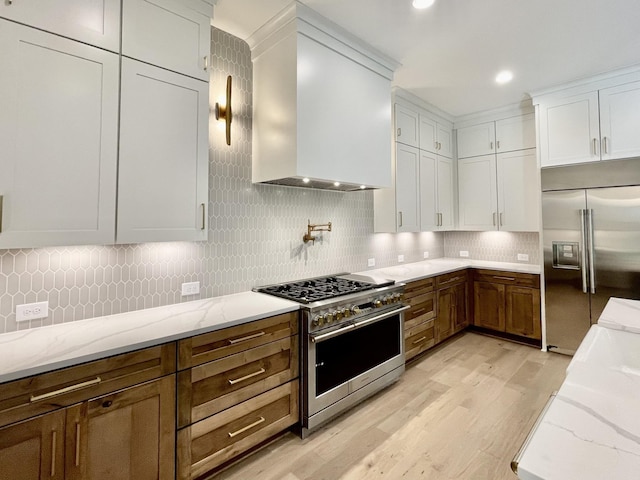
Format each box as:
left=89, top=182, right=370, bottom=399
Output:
left=212, top=0, right=640, bottom=117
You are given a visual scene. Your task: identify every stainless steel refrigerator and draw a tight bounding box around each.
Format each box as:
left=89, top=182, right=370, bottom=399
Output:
left=542, top=161, right=640, bottom=355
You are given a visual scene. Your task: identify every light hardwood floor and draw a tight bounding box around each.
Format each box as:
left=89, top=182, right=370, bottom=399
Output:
left=215, top=332, right=570, bottom=480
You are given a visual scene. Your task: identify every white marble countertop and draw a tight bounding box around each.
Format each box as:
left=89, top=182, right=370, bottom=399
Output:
left=0, top=292, right=299, bottom=384
left=517, top=297, right=640, bottom=480
left=354, top=257, right=540, bottom=284
left=597, top=297, right=640, bottom=333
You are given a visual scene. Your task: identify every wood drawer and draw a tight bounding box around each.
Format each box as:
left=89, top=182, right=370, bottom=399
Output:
left=178, top=312, right=298, bottom=370
left=0, top=343, right=176, bottom=429
left=177, top=336, right=299, bottom=428
left=473, top=269, right=539, bottom=288
left=177, top=380, right=299, bottom=480
left=436, top=270, right=468, bottom=289
left=405, top=319, right=435, bottom=361
left=404, top=277, right=435, bottom=298
left=405, top=293, right=436, bottom=327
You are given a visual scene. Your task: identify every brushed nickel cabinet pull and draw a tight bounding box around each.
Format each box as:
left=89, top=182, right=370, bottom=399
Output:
left=228, top=367, right=266, bottom=385
left=439, top=213, right=443, bottom=226
left=493, top=212, right=497, bottom=226
left=441, top=276, right=461, bottom=285
left=51, top=430, right=57, bottom=476
left=228, top=416, right=265, bottom=438
left=493, top=276, right=515, bottom=281
left=496, top=140, right=500, bottom=149
left=603, top=136, right=608, bottom=154
left=592, top=138, right=597, bottom=155
left=200, top=203, right=206, bottom=230
left=398, top=211, right=403, bottom=227
left=30, top=377, right=102, bottom=402
left=397, top=128, right=401, bottom=137
left=0, top=195, right=3, bottom=233
left=228, top=331, right=265, bottom=345
left=203, top=55, right=208, bottom=71
left=412, top=336, right=427, bottom=345
left=75, top=423, right=81, bottom=467
left=499, top=212, right=503, bottom=226
left=413, top=308, right=427, bottom=317
left=490, top=141, right=494, bottom=150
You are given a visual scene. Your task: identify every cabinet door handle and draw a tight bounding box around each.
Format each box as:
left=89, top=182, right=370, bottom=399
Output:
left=30, top=377, right=102, bottom=402
left=603, top=136, right=608, bottom=154
left=490, top=141, right=494, bottom=150
left=592, top=138, right=597, bottom=155
left=0, top=195, right=3, bottom=233
left=200, top=203, right=206, bottom=230
left=493, top=276, right=515, bottom=281
left=397, top=128, right=401, bottom=137
left=493, top=212, right=497, bottom=226
left=203, top=55, right=209, bottom=71
left=496, top=140, right=500, bottom=150
left=398, top=211, right=403, bottom=227
left=412, top=336, right=427, bottom=345
left=75, top=423, right=81, bottom=467
left=228, top=416, right=265, bottom=438
left=413, top=307, right=427, bottom=317
left=439, top=213, right=443, bottom=226
left=51, top=430, right=57, bottom=477
left=228, top=331, right=265, bottom=345
left=228, top=367, right=266, bottom=385
left=440, top=276, right=461, bottom=285
left=499, top=212, right=503, bottom=226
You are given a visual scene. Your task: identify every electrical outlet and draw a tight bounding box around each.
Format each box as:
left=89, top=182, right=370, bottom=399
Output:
left=423, top=251, right=429, bottom=259
left=181, top=281, right=200, bottom=297
left=459, top=250, right=469, bottom=258
left=517, top=253, right=529, bottom=262
left=16, top=301, right=49, bottom=322
left=398, top=255, right=405, bottom=263
left=367, top=258, right=376, bottom=267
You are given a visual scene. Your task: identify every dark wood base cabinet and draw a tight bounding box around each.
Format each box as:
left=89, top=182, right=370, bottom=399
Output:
left=473, top=269, right=541, bottom=341
left=435, top=271, right=469, bottom=343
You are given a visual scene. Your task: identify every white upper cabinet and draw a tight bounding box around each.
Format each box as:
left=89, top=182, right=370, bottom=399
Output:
left=537, top=92, right=600, bottom=167
left=419, top=114, right=453, bottom=158
left=122, top=0, right=212, bottom=81
left=457, top=114, right=535, bottom=159
left=395, top=104, right=419, bottom=147
left=437, top=156, right=455, bottom=229
left=535, top=70, right=640, bottom=167
left=0, top=21, right=119, bottom=249
left=396, top=144, right=420, bottom=232
left=419, top=152, right=455, bottom=231
left=457, top=122, right=496, bottom=158
left=117, top=58, right=209, bottom=243
left=458, top=149, right=538, bottom=232
left=0, top=0, right=120, bottom=52
left=598, top=81, right=640, bottom=161
left=496, top=150, right=539, bottom=232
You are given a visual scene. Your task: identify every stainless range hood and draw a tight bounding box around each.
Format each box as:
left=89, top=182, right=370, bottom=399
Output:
left=248, top=2, right=399, bottom=191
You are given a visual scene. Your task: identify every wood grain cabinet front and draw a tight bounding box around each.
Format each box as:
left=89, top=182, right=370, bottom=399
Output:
left=403, top=277, right=436, bottom=361
left=435, top=271, right=469, bottom=343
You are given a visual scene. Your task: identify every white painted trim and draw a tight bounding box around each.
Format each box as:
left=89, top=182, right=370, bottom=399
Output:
left=453, top=100, right=534, bottom=129
left=392, top=87, right=454, bottom=123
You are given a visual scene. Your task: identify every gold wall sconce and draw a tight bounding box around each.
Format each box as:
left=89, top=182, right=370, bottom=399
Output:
left=215, top=75, right=232, bottom=146
left=303, top=220, right=332, bottom=244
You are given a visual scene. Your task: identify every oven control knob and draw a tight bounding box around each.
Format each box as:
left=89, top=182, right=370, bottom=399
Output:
left=325, top=312, right=334, bottom=324
left=350, top=306, right=360, bottom=315
left=313, top=315, right=324, bottom=327
left=343, top=308, right=351, bottom=318
left=393, top=293, right=402, bottom=302
left=335, top=310, right=343, bottom=320
left=373, top=299, right=382, bottom=308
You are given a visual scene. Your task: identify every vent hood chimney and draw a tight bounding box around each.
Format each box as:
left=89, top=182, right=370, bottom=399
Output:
left=248, top=2, right=399, bottom=191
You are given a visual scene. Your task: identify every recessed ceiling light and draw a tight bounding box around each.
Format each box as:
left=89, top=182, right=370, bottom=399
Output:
left=302, top=177, right=310, bottom=183
left=334, top=181, right=341, bottom=187
left=495, top=70, right=513, bottom=84
left=360, top=185, right=366, bottom=190
left=413, top=0, right=435, bottom=9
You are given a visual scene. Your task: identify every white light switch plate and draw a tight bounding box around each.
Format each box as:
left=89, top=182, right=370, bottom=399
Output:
left=368, top=258, right=376, bottom=267
left=181, top=281, right=200, bottom=296
left=517, top=253, right=529, bottom=262
left=459, top=250, right=469, bottom=258
left=398, top=255, right=405, bottom=263
left=16, top=301, right=49, bottom=322
left=423, top=251, right=429, bottom=259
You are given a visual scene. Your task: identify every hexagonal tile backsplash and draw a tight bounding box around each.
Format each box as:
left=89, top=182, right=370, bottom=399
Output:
left=0, top=28, right=538, bottom=334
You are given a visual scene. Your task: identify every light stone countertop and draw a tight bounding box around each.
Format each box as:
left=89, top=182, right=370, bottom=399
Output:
left=0, top=292, right=299, bottom=384
left=0, top=257, right=540, bottom=385
left=516, top=298, right=640, bottom=480
left=354, top=257, right=540, bottom=284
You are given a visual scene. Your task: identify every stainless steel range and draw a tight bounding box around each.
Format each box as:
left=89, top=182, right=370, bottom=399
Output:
left=255, top=273, right=407, bottom=437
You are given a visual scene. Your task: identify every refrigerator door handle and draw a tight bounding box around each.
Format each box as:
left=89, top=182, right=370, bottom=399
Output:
left=580, top=209, right=588, bottom=294
left=587, top=209, right=596, bottom=294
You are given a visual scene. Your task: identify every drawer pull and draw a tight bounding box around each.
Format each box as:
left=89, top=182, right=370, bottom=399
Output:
left=228, top=416, right=265, bottom=438
left=412, top=308, right=427, bottom=316
left=228, top=331, right=265, bottom=345
left=412, top=336, right=427, bottom=345
left=493, top=276, right=515, bottom=281
left=74, top=423, right=81, bottom=467
left=51, top=430, right=57, bottom=476
left=228, top=368, right=266, bottom=385
left=441, top=276, right=461, bottom=285
left=30, top=377, right=102, bottom=402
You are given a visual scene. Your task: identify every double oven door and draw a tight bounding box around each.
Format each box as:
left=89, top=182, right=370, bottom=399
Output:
left=304, top=305, right=407, bottom=425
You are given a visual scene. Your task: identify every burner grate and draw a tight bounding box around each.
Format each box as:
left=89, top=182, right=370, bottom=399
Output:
left=257, top=276, right=375, bottom=303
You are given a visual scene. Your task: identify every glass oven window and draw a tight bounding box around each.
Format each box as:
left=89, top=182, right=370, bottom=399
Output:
left=315, top=314, right=401, bottom=396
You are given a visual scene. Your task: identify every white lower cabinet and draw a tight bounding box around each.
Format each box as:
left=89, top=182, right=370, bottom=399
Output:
left=458, top=149, right=538, bottom=232
left=117, top=58, right=209, bottom=243
left=0, top=20, right=119, bottom=249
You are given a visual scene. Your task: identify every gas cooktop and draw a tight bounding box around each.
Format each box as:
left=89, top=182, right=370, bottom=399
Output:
left=254, top=273, right=394, bottom=304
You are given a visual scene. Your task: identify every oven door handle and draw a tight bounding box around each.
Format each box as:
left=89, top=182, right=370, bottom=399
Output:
left=310, top=305, right=410, bottom=344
